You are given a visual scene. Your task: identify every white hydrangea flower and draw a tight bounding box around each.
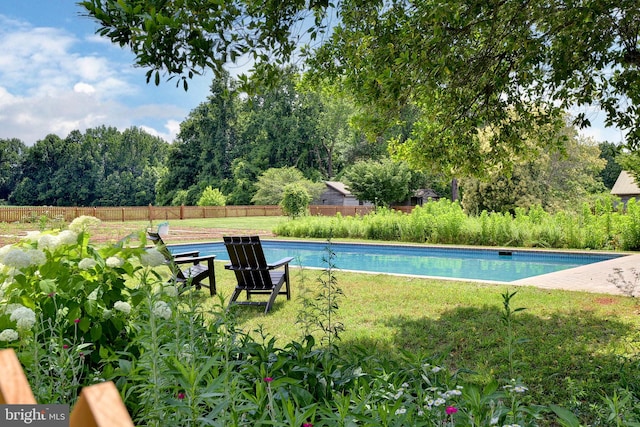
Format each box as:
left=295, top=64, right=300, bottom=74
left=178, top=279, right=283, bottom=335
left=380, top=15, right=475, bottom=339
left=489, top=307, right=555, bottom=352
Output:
left=24, top=231, right=41, bottom=242
left=163, top=285, right=178, bottom=297
left=113, top=301, right=132, bottom=315
left=3, top=249, right=33, bottom=269
left=69, top=216, right=101, bottom=233
left=27, top=249, right=46, bottom=266
left=57, top=230, right=78, bottom=246
left=10, top=306, right=36, bottom=331
left=140, top=248, right=166, bottom=267
left=78, top=258, right=97, bottom=270
left=152, top=301, right=172, bottom=320
left=38, top=234, right=60, bottom=250
left=0, top=244, right=13, bottom=260
left=0, top=328, right=19, bottom=342
left=106, top=256, right=124, bottom=268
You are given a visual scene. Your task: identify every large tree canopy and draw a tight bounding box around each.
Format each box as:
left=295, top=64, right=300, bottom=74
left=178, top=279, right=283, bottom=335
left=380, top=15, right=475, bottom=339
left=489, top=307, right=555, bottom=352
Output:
left=81, top=0, right=640, bottom=161
left=79, top=0, right=330, bottom=89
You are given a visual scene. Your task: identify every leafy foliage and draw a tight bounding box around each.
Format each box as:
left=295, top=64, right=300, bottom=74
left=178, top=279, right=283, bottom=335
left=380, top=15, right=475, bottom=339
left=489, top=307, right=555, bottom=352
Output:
left=343, top=158, right=413, bottom=207
left=9, top=127, right=168, bottom=207
left=461, top=124, right=606, bottom=214
left=312, top=0, right=640, bottom=169
left=196, top=186, right=226, bottom=206
left=279, top=183, right=311, bottom=218
left=275, top=198, right=636, bottom=249
left=252, top=166, right=324, bottom=205
left=79, top=0, right=331, bottom=90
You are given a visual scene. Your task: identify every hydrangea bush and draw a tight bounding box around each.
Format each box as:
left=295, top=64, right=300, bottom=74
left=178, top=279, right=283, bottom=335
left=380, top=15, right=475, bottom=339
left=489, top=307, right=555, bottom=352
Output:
left=0, top=216, right=153, bottom=370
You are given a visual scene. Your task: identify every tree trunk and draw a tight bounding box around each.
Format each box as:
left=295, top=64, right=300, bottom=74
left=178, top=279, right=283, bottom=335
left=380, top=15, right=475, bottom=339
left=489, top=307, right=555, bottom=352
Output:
left=451, top=178, right=459, bottom=201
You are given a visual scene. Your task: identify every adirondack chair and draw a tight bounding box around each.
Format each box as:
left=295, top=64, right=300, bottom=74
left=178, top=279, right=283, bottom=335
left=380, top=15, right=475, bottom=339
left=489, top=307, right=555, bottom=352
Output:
left=223, top=235, right=293, bottom=313
left=147, top=232, right=216, bottom=296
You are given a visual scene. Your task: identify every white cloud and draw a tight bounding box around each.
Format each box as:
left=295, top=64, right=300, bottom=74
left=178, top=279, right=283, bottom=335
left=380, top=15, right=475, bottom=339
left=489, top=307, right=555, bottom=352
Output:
left=0, top=15, right=189, bottom=145
left=74, top=82, right=96, bottom=94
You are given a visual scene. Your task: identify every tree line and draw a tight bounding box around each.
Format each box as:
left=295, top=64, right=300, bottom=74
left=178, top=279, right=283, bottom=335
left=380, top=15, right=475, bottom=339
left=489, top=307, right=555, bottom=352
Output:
left=0, top=67, right=623, bottom=214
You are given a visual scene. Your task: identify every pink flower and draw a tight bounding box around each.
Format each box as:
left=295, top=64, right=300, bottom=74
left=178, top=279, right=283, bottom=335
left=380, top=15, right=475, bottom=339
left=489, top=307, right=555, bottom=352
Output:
left=48, top=292, right=55, bottom=298
left=446, top=406, right=458, bottom=415
left=264, top=377, right=273, bottom=383
left=302, top=424, right=313, bottom=427
left=74, top=318, right=80, bottom=324
left=62, top=344, right=69, bottom=349
left=177, top=392, right=185, bottom=400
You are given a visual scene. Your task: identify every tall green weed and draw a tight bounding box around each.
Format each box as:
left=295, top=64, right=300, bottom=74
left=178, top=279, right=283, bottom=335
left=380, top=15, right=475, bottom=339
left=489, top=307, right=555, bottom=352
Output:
left=275, top=199, right=637, bottom=251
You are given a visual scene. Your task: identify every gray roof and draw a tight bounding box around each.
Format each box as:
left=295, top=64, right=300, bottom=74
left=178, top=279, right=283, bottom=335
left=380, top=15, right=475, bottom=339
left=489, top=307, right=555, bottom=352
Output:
left=611, top=170, right=640, bottom=196
left=324, top=181, right=352, bottom=196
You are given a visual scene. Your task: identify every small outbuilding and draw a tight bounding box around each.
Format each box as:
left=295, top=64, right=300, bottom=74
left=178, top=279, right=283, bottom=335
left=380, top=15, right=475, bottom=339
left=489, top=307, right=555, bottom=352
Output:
left=313, top=181, right=373, bottom=206
left=611, top=170, right=640, bottom=204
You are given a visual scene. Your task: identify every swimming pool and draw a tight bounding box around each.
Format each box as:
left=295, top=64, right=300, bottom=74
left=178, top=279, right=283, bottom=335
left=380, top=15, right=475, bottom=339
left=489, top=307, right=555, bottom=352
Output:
left=167, top=240, right=623, bottom=283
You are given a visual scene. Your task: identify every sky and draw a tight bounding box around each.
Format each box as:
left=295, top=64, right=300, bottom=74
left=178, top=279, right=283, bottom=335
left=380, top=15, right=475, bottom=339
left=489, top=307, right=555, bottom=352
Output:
left=0, top=1, right=628, bottom=147
left=0, top=1, right=217, bottom=146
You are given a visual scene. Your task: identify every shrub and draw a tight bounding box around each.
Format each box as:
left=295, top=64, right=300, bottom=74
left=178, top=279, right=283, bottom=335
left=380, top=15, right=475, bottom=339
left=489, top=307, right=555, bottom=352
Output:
left=196, top=186, right=226, bottom=206
left=280, top=183, right=311, bottom=218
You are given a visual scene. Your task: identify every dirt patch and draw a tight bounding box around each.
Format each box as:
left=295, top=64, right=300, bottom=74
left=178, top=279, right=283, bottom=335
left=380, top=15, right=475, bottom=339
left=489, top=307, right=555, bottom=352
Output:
left=594, top=297, right=616, bottom=305
left=0, top=223, right=275, bottom=246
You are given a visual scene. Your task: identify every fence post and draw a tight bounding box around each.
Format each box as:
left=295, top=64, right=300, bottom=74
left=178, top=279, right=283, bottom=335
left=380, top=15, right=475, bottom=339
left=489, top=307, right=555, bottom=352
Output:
left=69, top=381, right=134, bottom=427
left=180, top=204, right=184, bottom=220
left=0, top=349, right=134, bottom=426
left=0, top=349, right=37, bottom=404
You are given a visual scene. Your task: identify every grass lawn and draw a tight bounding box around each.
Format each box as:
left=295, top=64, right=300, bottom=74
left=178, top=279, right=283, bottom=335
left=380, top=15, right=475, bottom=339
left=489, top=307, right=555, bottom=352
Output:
left=204, top=263, right=640, bottom=418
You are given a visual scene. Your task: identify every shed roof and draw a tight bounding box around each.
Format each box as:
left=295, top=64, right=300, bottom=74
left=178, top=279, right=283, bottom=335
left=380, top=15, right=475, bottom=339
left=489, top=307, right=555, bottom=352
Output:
left=611, top=170, right=640, bottom=196
left=324, top=181, right=352, bottom=196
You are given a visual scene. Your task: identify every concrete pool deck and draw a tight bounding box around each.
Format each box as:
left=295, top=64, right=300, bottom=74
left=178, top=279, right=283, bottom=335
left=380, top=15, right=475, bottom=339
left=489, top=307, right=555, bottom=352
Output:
left=511, top=253, right=640, bottom=295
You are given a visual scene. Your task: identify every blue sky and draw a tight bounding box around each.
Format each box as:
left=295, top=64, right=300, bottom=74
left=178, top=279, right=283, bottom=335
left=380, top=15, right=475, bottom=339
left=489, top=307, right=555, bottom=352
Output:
left=0, top=1, right=216, bottom=145
left=0, top=1, right=627, bottom=146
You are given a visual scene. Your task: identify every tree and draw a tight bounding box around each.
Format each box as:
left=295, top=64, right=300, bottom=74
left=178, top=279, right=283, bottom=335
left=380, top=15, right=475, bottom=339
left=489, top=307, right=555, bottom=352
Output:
left=280, top=183, right=312, bottom=218
left=79, top=0, right=330, bottom=90
left=461, top=124, right=606, bottom=214
left=156, top=75, right=238, bottom=205
left=197, top=186, right=227, bottom=206
left=598, top=142, right=623, bottom=190
left=343, top=159, right=413, bottom=208
left=82, top=0, right=640, bottom=159
left=251, top=167, right=323, bottom=205
left=0, top=138, right=26, bottom=202
left=10, top=127, right=168, bottom=206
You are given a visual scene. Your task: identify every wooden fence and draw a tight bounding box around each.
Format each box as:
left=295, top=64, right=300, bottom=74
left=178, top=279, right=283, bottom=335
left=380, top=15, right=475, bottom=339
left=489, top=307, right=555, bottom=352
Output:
left=0, top=205, right=415, bottom=223
left=0, top=348, right=134, bottom=426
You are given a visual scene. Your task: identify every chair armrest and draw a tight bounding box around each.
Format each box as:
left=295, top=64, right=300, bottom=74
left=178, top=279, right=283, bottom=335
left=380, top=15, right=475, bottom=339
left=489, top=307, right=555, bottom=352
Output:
left=174, top=255, right=216, bottom=265
left=267, top=257, right=294, bottom=269
left=172, top=251, right=200, bottom=258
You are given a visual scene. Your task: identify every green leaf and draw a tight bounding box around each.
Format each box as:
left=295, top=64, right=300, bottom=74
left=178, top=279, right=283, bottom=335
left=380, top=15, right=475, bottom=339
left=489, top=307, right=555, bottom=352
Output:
left=38, top=279, right=57, bottom=294
left=90, top=323, right=102, bottom=341
left=549, top=404, right=581, bottom=427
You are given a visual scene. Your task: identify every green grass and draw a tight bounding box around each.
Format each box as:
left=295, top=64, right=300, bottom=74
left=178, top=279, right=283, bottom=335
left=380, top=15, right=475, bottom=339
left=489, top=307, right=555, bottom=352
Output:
left=203, top=262, right=640, bottom=420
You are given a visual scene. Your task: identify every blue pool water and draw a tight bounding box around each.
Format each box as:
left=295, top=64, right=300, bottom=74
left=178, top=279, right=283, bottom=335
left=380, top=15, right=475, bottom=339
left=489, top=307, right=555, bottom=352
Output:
left=168, top=240, right=623, bottom=283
